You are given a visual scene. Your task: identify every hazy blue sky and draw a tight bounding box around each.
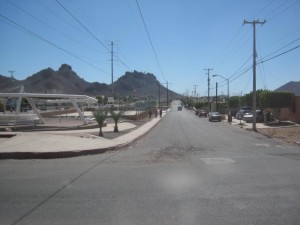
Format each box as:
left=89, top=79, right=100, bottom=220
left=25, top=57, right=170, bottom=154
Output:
left=0, top=0, right=299, bottom=96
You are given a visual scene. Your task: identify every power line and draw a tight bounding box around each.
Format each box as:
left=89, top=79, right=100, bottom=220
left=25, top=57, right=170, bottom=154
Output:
left=250, top=0, right=275, bottom=20
left=262, top=37, right=300, bottom=60
left=0, top=14, right=109, bottom=75
left=55, top=0, right=131, bottom=71
left=256, top=38, right=268, bottom=90
left=7, top=0, right=102, bottom=57
left=211, top=0, right=274, bottom=68
left=135, top=0, right=166, bottom=82
left=211, top=0, right=297, bottom=93
left=217, top=43, right=300, bottom=91
left=265, top=0, right=299, bottom=22
left=259, top=45, right=300, bottom=64
left=34, top=0, right=88, bottom=36
left=55, top=0, right=108, bottom=50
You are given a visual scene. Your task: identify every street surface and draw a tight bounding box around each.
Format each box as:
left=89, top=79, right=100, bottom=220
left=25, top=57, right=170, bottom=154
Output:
left=1, top=100, right=300, bottom=225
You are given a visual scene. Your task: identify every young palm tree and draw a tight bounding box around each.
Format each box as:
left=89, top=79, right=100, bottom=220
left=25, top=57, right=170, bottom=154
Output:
left=110, top=109, right=122, bottom=132
left=92, top=110, right=108, bottom=137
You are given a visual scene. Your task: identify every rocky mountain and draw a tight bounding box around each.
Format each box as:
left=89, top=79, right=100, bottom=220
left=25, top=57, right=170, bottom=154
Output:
left=275, top=81, right=300, bottom=96
left=0, top=64, right=178, bottom=98
left=0, top=75, right=21, bottom=93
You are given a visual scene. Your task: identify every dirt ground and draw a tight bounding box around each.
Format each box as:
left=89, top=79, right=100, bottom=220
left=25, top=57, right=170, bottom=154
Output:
left=258, top=126, right=300, bottom=146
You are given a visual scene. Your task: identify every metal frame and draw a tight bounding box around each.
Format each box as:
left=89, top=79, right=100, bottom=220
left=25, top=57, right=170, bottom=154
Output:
left=0, top=92, right=98, bottom=125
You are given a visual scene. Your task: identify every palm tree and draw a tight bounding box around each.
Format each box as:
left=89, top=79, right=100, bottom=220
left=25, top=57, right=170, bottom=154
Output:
left=92, top=110, right=108, bottom=137
left=110, top=109, right=122, bottom=132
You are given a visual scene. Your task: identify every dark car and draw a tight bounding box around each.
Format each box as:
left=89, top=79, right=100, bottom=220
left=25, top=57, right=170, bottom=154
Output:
left=208, top=112, right=221, bottom=122
left=199, top=109, right=208, bottom=117
left=243, top=110, right=264, bottom=123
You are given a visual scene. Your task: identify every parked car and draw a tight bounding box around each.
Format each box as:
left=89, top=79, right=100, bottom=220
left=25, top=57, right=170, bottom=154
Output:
left=236, top=109, right=251, bottom=120
left=243, top=110, right=264, bottom=123
left=208, top=112, right=221, bottom=122
left=199, top=109, right=208, bottom=117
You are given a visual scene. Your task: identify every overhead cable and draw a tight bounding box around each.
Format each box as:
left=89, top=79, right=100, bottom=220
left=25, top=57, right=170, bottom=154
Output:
left=0, top=14, right=109, bottom=75
left=55, top=0, right=131, bottom=71
left=135, top=0, right=166, bottom=82
left=259, top=45, right=300, bottom=64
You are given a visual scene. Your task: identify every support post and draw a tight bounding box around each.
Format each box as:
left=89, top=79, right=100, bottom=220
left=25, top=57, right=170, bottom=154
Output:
left=71, top=98, right=86, bottom=125
left=204, top=68, right=213, bottom=112
left=26, top=97, right=46, bottom=124
left=244, top=19, right=266, bottom=131
left=216, top=82, right=218, bottom=112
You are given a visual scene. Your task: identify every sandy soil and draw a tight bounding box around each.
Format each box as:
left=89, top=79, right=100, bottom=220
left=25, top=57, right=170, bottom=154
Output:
left=258, top=126, right=300, bottom=146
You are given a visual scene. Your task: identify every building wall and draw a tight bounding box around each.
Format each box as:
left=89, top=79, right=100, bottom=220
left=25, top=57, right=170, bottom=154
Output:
left=280, top=96, right=300, bottom=123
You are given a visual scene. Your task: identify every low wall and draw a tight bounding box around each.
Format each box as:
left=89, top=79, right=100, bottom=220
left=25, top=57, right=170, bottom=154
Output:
left=40, top=109, right=77, bottom=117
left=279, top=96, right=300, bottom=123
left=122, top=111, right=149, bottom=121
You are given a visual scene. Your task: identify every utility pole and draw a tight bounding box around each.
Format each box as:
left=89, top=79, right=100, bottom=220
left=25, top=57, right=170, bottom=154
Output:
left=8, top=70, right=15, bottom=78
left=161, top=82, right=171, bottom=107
left=157, top=81, right=161, bottom=107
left=193, top=85, right=198, bottom=99
left=244, top=19, right=266, bottom=131
left=216, top=82, right=218, bottom=112
left=204, top=68, right=213, bottom=112
left=161, top=81, right=172, bottom=107
left=166, top=81, right=169, bottom=107
left=159, top=83, right=161, bottom=107
left=110, top=41, right=115, bottom=96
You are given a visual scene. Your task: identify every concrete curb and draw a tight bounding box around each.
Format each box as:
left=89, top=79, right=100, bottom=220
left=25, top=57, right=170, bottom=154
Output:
left=0, top=114, right=166, bottom=160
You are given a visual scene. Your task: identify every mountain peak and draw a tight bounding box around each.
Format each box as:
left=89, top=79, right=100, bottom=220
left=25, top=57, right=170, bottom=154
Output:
left=0, top=65, right=180, bottom=98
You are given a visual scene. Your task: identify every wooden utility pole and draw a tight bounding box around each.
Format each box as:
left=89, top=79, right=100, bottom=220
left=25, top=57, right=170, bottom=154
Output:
left=158, top=82, right=161, bottom=107
left=111, top=42, right=114, bottom=96
left=162, top=81, right=171, bottom=107
left=216, top=82, right=218, bottom=112
left=166, top=81, right=169, bottom=106
left=244, top=20, right=266, bottom=131
left=204, top=68, right=213, bottom=112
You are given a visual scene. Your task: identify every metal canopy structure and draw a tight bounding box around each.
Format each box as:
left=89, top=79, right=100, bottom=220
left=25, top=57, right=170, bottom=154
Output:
left=0, top=90, right=98, bottom=125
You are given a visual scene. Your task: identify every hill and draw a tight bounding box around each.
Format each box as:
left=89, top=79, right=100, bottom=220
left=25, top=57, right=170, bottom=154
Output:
left=275, top=81, right=300, bottom=96
left=0, top=64, right=178, bottom=98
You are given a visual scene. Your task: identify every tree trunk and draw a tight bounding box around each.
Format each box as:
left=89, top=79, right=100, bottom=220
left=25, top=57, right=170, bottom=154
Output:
left=99, top=127, right=103, bottom=137
left=114, top=123, right=118, bottom=132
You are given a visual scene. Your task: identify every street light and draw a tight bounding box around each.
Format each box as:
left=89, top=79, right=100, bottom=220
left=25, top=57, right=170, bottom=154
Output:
left=212, top=75, right=230, bottom=120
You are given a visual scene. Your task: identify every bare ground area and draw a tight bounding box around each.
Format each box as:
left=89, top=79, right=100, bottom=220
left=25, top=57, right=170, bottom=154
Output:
left=258, top=126, right=300, bottom=146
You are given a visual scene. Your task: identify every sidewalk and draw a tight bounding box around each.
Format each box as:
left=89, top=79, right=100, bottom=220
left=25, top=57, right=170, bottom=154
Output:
left=0, top=113, right=166, bottom=159
left=229, top=117, right=270, bottom=129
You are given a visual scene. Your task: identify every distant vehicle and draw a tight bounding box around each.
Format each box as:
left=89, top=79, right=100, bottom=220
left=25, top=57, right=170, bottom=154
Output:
left=243, top=110, right=264, bottom=123
left=236, top=109, right=251, bottom=120
left=178, top=106, right=182, bottom=111
left=208, top=112, right=221, bottom=122
left=199, top=109, right=208, bottom=117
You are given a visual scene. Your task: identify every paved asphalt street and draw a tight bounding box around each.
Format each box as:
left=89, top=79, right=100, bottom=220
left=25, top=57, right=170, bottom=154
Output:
left=1, top=101, right=300, bottom=225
